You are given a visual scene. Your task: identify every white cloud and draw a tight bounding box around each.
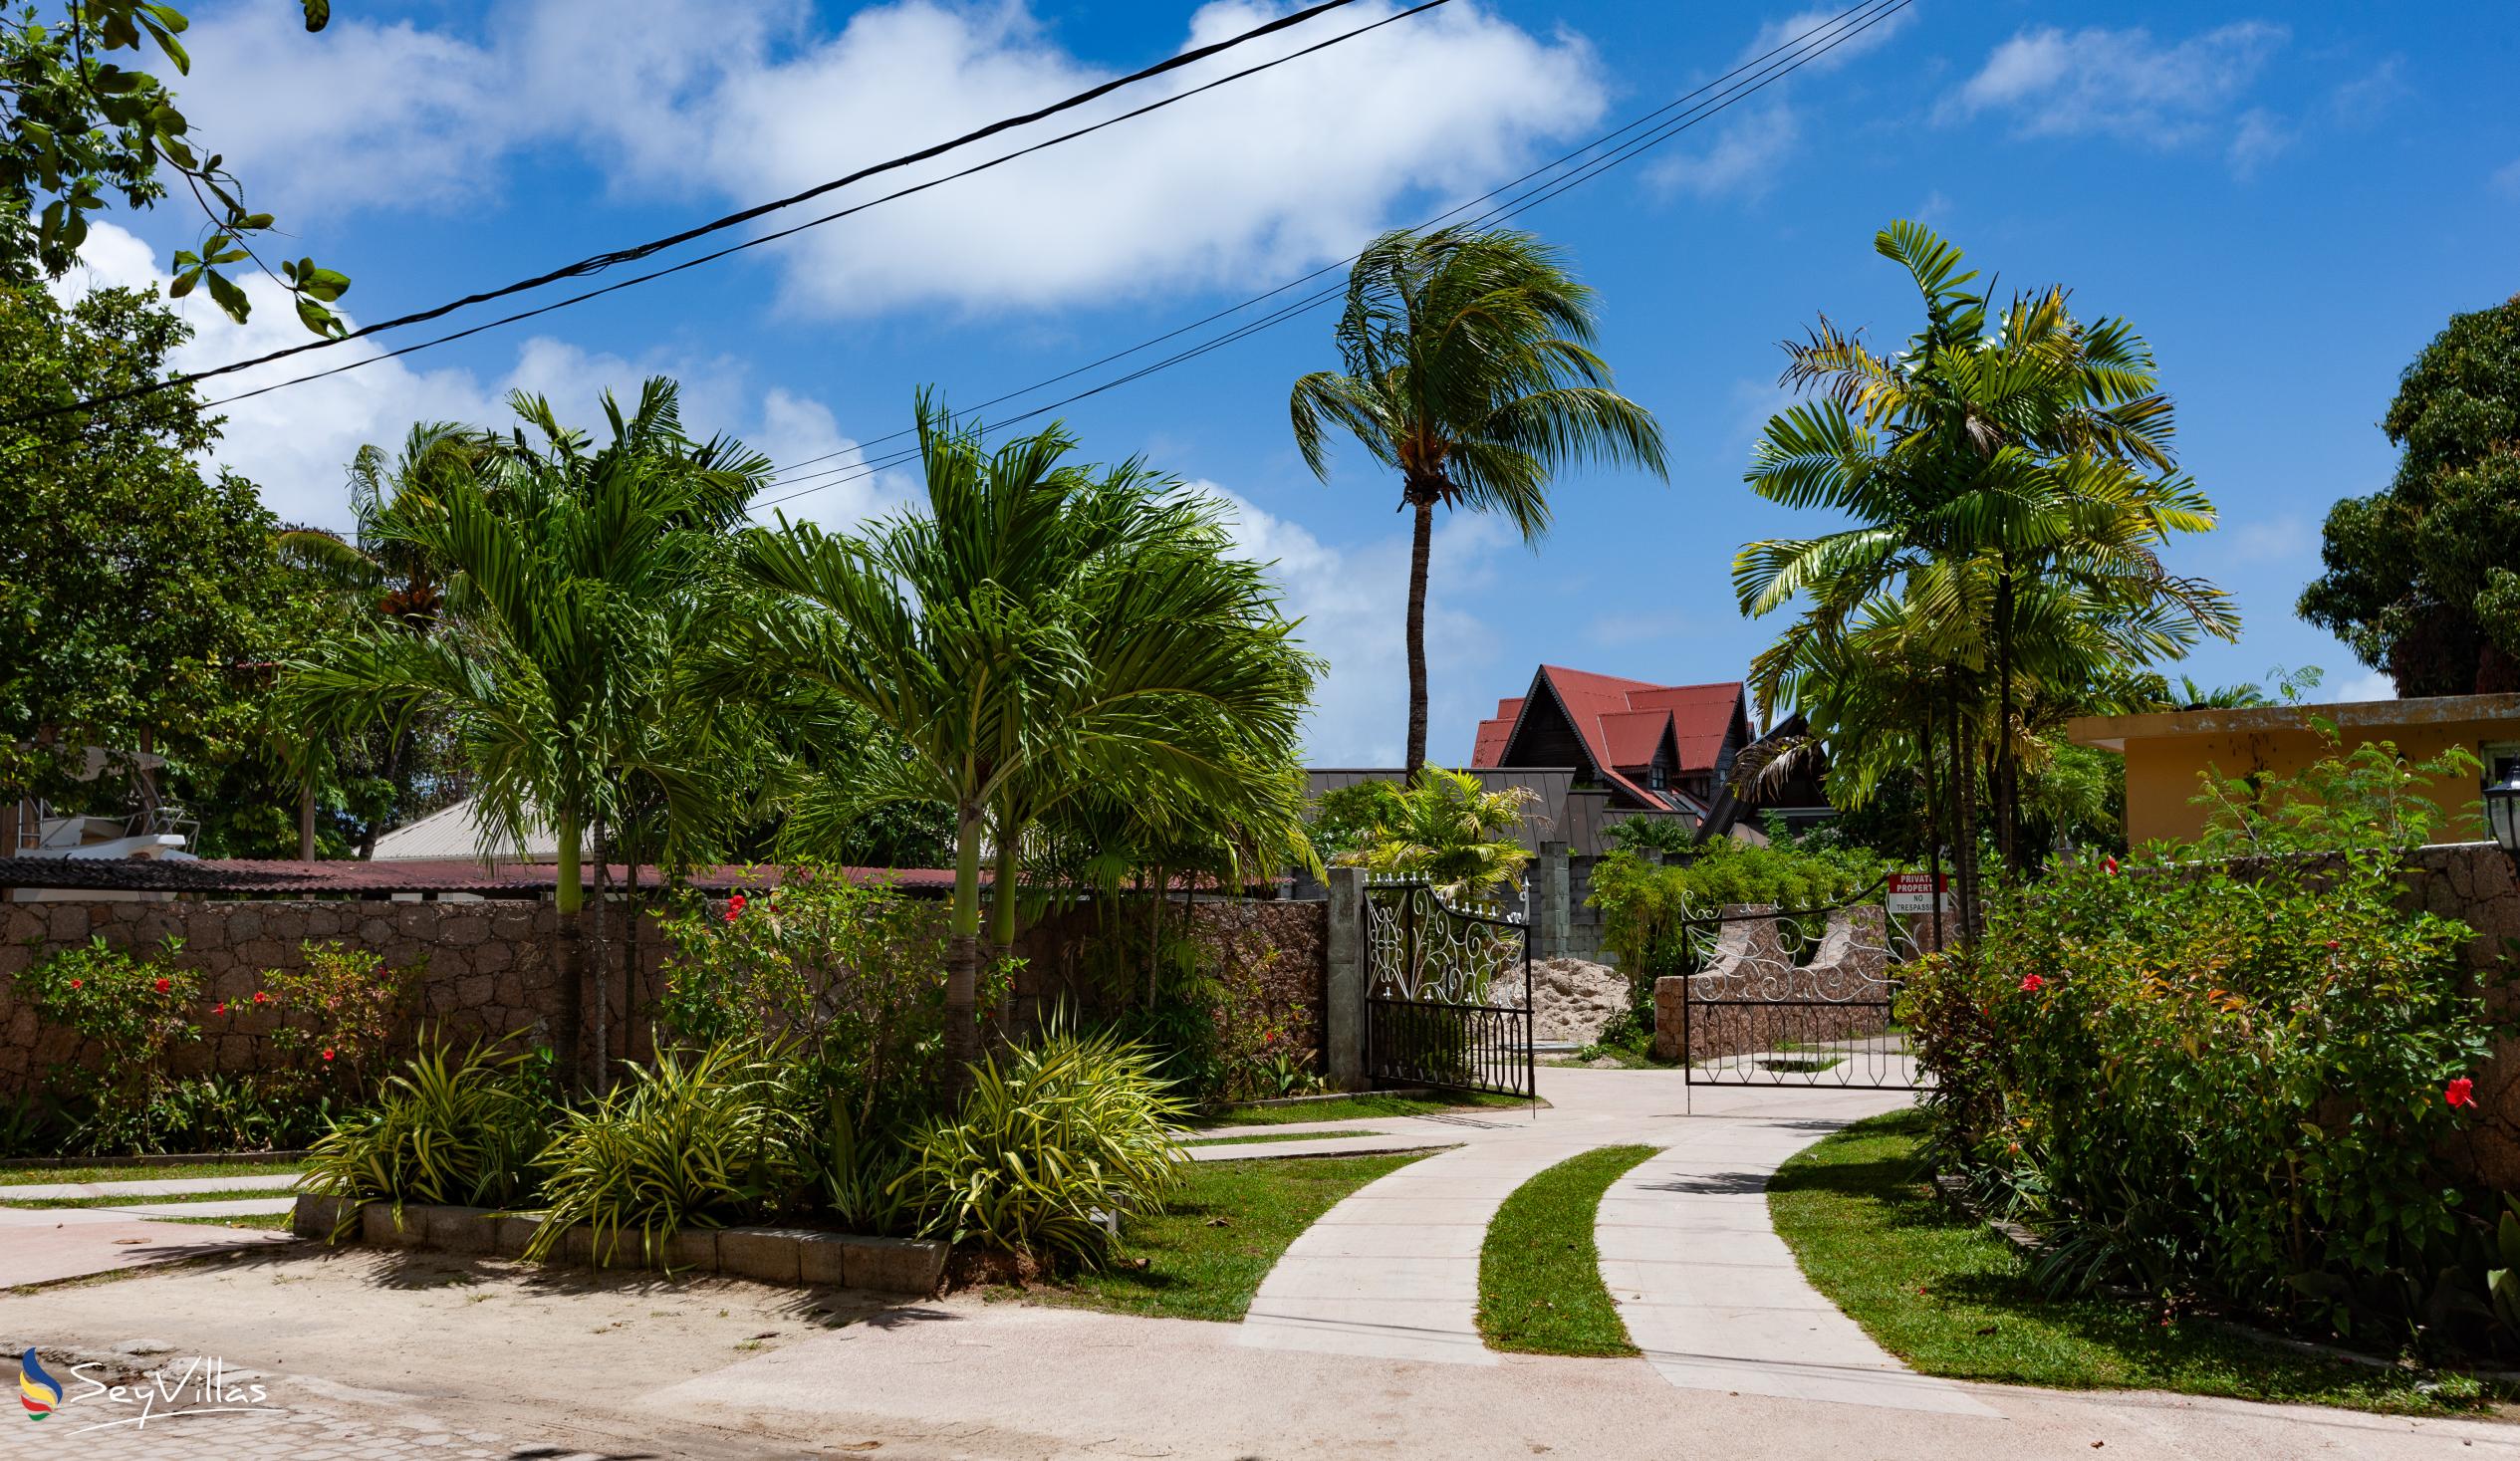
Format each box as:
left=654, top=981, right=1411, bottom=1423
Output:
left=1646, top=6, right=1916, bottom=205
left=1647, top=103, right=1799, bottom=201
left=2493, top=158, right=2520, bottom=200
left=1943, top=21, right=2288, bottom=163
left=1195, top=483, right=1509, bottom=766
left=2226, top=514, right=2313, bottom=565
left=2226, top=108, right=2291, bottom=178
left=60, top=222, right=906, bottom=532
left=2336, top=668, right=2397, bottom=703
left=2330, top=57, right=2407, bottom=126
left=172, top=0, right=1607, bottom=317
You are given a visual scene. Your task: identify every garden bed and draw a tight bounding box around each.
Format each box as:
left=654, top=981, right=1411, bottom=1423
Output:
left=292, top=1195, right=946, bottom=1296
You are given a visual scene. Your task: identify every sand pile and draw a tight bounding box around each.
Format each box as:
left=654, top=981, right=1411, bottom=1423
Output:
left=1501, top=957, right=1635, bottom=1046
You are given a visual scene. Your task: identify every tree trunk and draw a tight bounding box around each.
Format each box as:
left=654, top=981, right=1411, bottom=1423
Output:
left=554, top=808, right=585, bottom=1090
left=624, top=853, right=642, bottom=1071
left=1993, top=569, right=2019, bottom=874
left=1403, top=494, right=1434, bottom=774
left=1918, top=708, right=1945, bottom=956
left=297, top=779, right=317, bottom=860
left=942, top=804, right=985, bottom=1088
left=986, top=821, right=1021, bottom=1052
left=1950, top=700, right=1982, bottom=946
left=590, top=819, right=611, bottom=1096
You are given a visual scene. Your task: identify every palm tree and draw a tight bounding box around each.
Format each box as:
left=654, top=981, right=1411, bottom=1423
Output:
left=1735, top=221, right=2236, bottom=885
left=282, top=378, right=769, bottom=1084
left=728, top=394, right=1320, bottom=1077
left=1334, top=763, right=1538, bottom=900
left=1291, top=226, right=1667, bottom=771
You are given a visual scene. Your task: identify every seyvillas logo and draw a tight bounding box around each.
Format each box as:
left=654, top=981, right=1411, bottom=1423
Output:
left=17, top=1349, right=62, bottom=1420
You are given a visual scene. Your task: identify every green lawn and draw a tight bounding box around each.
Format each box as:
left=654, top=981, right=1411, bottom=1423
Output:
left=1769, top=1109, right=2497, bottom=1416
left=0, top=1160, right=303, bottom=1187
left=1183, top=1091, right=1536, bottom=1128
left=152, top=1211, right=292, bottom=1230
left=0, top=1186, right=292, bottom=1210
left=1032, top=1151, right=1428, bottom=1323
left=1179, top=1128, right=1389, bottom=1147
left=1476, top=1144, right=1656, bottom=1355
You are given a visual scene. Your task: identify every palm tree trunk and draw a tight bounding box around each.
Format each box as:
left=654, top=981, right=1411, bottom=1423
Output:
left=1404, top=494, right=1434, bottom=774
left=1917, top=709, right=1945, bottom=955
left=624, top=852, right=642, bottom=1070
left=987, top=822, right=1021, bottom=1051
left=590, top=818, right=611, bottom=1096
left=1993, top=568, right=2023, bottom=875
left=943, top=804, right=985, bottom=1086
left=553, top=807, right=585, bottom=1089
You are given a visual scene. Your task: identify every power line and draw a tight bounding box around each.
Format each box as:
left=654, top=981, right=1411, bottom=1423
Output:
left=4, top=0, right=1407, bottom=429
left=739, top=0, right=1912, bottom=517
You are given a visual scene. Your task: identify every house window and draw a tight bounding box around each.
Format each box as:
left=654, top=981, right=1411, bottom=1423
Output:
left=1647, top=764, right=1666, bottom=791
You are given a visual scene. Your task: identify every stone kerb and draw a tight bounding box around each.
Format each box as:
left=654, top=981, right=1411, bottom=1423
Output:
left=294, top=1194, right=947, bottom=1296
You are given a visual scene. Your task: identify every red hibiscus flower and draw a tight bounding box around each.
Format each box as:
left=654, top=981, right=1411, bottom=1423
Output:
left=2103, top=856, right=2120, bottom=875
left=68, top=978, right=82, bottom=990
left=2447, top=1078, right=2476, bottom=1109
left=252, top=991, right=267, bottom=1004
left=152, top=977, right=171, bottom=993
left=213, top=1003, right=227, bottom=1016
left=723, top=892, right=747, bottom=923
left=2020, top=973, right=2046, bottom=993
left=322, top=1049, right=336, bottom=1063
left=2323, top=940, right=2340, bottom=950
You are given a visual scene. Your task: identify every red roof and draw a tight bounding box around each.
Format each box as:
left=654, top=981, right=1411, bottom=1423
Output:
left=0, top=858, right=958, bottom=896
left=1470, top=665, right=1747, bottom=811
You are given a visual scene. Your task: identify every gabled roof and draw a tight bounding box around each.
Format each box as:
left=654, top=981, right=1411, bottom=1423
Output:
left=1470, top=665, right=1751, bottom=813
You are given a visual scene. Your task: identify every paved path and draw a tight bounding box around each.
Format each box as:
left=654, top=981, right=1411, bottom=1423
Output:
left=1231, top=1066, right=1981, bottom=1412
left=0, top=1172, right=304, bottom=1286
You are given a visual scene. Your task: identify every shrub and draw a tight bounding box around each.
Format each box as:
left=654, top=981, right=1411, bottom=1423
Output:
left=653, top=869, right=947, bottom=1137
left=526, top=1041, right=805, bottom=1266
left=1086, top=901, right=1315, bottom=1105
left=251, top=941, right=414, bottom=1102
left=13, top=936, right=202, bottom=1153
left=1588, top=838, right=1881, bottom=979
left=1908, top=849, right=2494, bottom=1342
left=299, top=1035, right=552, bottom=1224
left=897, top=1025, right=1187, bottom=1267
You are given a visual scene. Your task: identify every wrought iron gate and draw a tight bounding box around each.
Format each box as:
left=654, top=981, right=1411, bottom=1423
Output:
left=1676, top=882, right=1929, bottom=1093
left=1363, top=878, right=1534, bottom=1099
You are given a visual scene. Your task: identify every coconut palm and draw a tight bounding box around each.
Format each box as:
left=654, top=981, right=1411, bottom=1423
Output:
left=1291, top=226, right=1667, bottom=772
left=281, top=378, right=770, bottom=1083
left=727, top=394, right=1319, bottom=1078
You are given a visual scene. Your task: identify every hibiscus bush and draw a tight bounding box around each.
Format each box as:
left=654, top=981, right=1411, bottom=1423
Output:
left=1905, top=729, right=2517, bottom=1350
left=251, top=941, right=414, bottom=1103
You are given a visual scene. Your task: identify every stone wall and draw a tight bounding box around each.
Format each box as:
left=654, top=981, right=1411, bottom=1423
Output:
left=0, top=891, right=1329, bottom=1098
left=1649, top=903, right=1893, bottom=1063
left=1011, top=895, right=1328, bottom=1062
left=2399, top=845, right=2520, bottom=1188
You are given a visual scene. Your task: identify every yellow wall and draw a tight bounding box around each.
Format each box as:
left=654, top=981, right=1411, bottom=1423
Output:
left=2122, top=717, right=2515, bottom=848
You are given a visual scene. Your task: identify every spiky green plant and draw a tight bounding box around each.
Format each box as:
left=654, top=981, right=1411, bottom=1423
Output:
left=297, top=1033, right=549, bottom=1233
left=897, top=1025, right=1188, bottom=1268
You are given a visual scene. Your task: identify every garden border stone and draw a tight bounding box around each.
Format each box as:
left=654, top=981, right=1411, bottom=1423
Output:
left=291, top=1195, right=943, bottom=1295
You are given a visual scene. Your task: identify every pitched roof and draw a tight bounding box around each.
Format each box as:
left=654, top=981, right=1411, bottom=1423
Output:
left=1471, top=665, right=1749, bottom=812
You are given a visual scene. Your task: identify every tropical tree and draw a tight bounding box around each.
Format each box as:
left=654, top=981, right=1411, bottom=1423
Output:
left=2300, top=295, right=2520, bottom=696
left=1290, top=225, right=1667, bottom=772
left=1333, top=763, right=1537, bottom=900
left=726, top=394, right=1320, bottom=1078
left=282, top=378, right=770, bottom=1083
left=1733, top=221, right=2236, bottom=899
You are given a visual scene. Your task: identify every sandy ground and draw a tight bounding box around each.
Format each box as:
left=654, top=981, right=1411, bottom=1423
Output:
left=3, top=1245, right=2516, bottom=1460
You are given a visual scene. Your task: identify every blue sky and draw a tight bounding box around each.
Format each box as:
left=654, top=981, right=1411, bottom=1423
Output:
left=76, top=1, right=2520, bottom=765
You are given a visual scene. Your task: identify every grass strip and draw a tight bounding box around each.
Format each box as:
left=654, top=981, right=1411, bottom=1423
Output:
left=1032, top=1151, right=1427, bottom=1323
left=0, top=1160, right=303, bottom=1187
left=0, top=1187, right=294, bottom=1210
left=1179, top=1129, right=1387, bottom=1147
left=1477, top=1143, right=1657, bottom=1356
left=1769, top=1109, right=2493, bottom=1416
left=1183, top=1091, right=1534, bottom=1128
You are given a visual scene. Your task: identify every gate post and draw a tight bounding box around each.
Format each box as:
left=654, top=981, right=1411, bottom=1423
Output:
left=1324, top=866, right=1368, bottom=1091
left=1534, top=841, right=1570, bottom=959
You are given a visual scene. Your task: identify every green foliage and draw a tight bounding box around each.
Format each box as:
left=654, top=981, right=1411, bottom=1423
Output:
left=652, top=870, right=947, bottom=1136
left=2301, top=296, right=2520, bottom=695
left=898, top=1025, right=1188, bottom=1268
left=1303, top=780, right=1395, bottom=863
left=1603, top=814, right=1694, bottom=856
left=2188, top=729, right=2485, bottom=856
left=526, top=1041, right=804, bottom=1266
left=0, top=1, right=348, bottom=329
left=0, top=283, right=294, bottom=809
left=14, top=935, right=197, bottom=1150
left=253, top=941, right=414, bottom=1101
left=1905, top=848, right=2497, bottom=1347
left=1330, top=763, right=1537, bottom=897
left=1086, top=902, right=1313, bottom=1106
left=299, top=1035, right=552, bottom=1221
left=1587, top=838, right=1882, bottom=978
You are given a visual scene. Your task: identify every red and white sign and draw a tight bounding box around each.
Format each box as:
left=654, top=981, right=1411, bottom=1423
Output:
left=1887, top=872, right=1952, bottom=914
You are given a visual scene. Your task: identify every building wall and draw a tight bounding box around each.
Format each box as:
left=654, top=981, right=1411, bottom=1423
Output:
left=2122, top=716, right=2516, bottom=846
